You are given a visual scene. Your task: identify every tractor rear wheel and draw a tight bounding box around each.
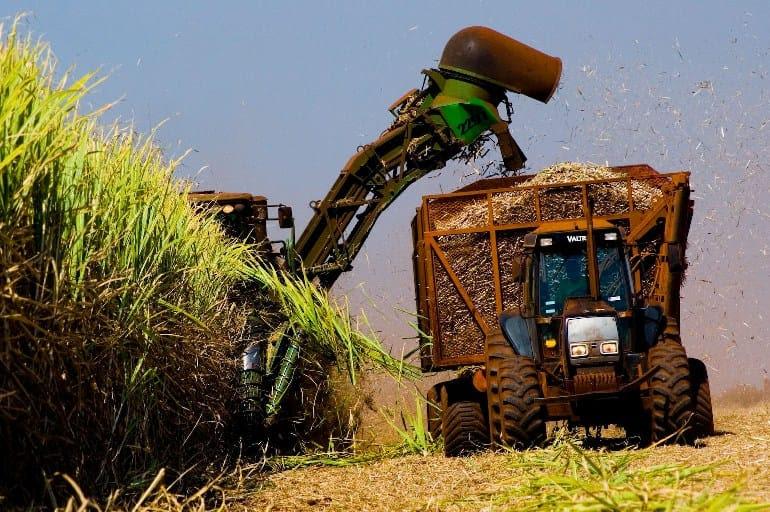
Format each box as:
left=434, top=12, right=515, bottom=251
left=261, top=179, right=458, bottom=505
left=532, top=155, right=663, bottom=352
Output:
left=647, top=339, right=693, bottom=443
left=486, top=334, right=546, bottom=449
left=688, top=357, right=715, bottom=440
left=442, top=401, right=489, bottom=456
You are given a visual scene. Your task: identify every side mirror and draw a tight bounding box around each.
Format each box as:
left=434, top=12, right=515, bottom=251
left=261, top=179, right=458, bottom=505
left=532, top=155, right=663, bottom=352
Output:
left=523, top=232, right=537, bottom=248
left=643, top=305, right=666, bottom=346
left=277, top=205, right=294, bottom=229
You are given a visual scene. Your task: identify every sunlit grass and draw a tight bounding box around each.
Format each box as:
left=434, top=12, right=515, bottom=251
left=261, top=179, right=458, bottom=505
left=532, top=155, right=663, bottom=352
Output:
left=453, top=439, right=766, bottom=511
left=379, top=393, right=439, bottom=456
left=249, top=264, right=419, bottom=384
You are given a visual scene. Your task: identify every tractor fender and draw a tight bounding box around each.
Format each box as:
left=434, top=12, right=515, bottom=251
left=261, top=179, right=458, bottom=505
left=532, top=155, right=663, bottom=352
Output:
left=498, top=311, right=538, bottom=360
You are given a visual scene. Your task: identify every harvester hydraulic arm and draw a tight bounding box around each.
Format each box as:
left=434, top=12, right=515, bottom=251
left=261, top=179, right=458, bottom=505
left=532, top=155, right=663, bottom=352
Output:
left=295, top=26, right=562, bottom=288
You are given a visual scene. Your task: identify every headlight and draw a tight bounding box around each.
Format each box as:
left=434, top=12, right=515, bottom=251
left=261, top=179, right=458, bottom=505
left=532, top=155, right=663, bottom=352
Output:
left=600, top=341, right=619, bottom=355
left=570, top=343, right=589, bottom=358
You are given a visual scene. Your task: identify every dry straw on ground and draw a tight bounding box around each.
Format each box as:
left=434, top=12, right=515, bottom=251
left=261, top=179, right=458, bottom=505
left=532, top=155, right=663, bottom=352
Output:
left=242, top=404, right=770, bottom=511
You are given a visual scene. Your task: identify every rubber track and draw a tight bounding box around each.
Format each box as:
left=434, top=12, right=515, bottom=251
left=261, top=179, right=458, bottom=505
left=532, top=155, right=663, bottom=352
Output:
left=648, top=340, right=693, bottom=443
left=443, top=401, right=488, bottom=456
left=486, top=335, right=545, bottom=449
left=688, top=358, right=715, bottom=439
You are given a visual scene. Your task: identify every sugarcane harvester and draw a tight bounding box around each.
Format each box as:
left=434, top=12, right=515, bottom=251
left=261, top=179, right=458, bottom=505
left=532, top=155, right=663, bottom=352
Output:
left=194, top=27, right=563, bottom=433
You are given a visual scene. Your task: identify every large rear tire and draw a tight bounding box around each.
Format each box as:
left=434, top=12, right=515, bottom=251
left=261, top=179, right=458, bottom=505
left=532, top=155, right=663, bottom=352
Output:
left=648, top=340, right=693, bottom=443
left=442, top=401, right=489, bottom=456
left=688, top=357, right=715, bottom=440
left=487, top=335, right=546, bottom=449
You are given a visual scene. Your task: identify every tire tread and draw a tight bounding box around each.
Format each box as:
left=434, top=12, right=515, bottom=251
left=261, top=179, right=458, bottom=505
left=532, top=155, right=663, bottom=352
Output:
left=487, top=335, right=545, bottom=449
left=442, top=401, right=488, bottom=456
left=648, top=340, right=693, bottom=443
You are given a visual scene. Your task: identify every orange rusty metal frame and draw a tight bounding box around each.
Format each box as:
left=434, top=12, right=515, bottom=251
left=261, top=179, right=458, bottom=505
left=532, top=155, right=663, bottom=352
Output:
left=488, top=193, right=504, bottom=316
left=415, top=165, right=690, bottom=370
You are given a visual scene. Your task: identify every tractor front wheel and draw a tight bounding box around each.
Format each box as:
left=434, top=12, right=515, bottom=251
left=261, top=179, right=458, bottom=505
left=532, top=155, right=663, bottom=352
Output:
left=688, top=357, right=715, bottom=440
left=486, top=334, right=546, bottom=449
left=648, top=339, right=693, bottom=443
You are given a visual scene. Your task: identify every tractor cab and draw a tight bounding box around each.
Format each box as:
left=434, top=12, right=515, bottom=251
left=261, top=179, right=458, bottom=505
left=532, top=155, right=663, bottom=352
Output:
left=501, top=220, right=643, bottom=402
left=529, top=227, right=632, bottom=317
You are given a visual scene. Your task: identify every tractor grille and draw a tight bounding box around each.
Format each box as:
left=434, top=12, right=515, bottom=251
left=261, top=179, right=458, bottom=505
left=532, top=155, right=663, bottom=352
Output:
left=573, top=369, right=618, bottom=394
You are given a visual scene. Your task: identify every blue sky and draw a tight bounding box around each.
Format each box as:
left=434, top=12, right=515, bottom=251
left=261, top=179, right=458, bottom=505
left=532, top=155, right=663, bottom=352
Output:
left=4, top=1, right=770, bottom=389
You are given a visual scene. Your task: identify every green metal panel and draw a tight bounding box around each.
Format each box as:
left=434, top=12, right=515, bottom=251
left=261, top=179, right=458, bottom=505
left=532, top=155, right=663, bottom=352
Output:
left=439, top=100, right=498, bottom=144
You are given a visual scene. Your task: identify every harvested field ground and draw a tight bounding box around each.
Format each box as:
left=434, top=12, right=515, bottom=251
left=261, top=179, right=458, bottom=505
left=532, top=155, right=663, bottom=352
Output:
left=242, top=403, right=770, bottom=511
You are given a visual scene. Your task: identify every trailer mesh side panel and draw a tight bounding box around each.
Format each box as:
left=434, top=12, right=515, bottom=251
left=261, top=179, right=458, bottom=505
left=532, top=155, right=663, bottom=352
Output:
left=590, top=183, right=630, bottom=216
left=639, top=227, right=665, bottom=298
left=492, top=191, right=537, bottom=224
left=428, top=195, right=487, bottom=231
left=497, top=231, right=526, bottom=311
left=538, top=186, right=584, bottom=221
left=437, top=233, right=497, bottom=332
left=432, top=253, right=485, bottom=359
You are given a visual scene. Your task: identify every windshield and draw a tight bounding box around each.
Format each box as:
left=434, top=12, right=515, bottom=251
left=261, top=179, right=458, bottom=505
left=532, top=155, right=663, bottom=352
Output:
left=536, top=232, right=631, bottom=316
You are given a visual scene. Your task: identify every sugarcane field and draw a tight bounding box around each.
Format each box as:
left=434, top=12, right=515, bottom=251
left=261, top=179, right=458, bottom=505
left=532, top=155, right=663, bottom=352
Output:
left=2, top=3, right=770, bottom=511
